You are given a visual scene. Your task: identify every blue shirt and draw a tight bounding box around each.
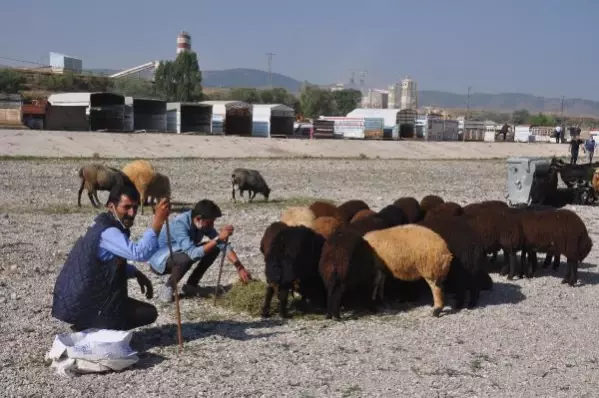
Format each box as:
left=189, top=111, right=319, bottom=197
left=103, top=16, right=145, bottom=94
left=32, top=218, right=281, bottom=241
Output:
left=585, top=139, right=596, bottom=152
left=98, top=227, right=159, bottom=278
left=147, top=210, right=233, bottom=274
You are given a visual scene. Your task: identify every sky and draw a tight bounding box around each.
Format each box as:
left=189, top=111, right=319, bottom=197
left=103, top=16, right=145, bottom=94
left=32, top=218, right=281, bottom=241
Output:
left=1, top=0, right=598, bottom=100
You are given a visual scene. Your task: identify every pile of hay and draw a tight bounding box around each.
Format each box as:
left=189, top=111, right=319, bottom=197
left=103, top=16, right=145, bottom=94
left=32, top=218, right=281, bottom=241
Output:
left=214, top=279, right=323, bottom=319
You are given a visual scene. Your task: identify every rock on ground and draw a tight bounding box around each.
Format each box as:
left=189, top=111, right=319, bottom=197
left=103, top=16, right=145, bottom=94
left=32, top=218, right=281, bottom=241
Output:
left=0, top=157, right=598, bottom=397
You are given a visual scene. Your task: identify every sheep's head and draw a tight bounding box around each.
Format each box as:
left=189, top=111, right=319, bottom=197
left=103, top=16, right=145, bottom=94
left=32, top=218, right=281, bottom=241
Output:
left=264, top=186, right=271, bottom=201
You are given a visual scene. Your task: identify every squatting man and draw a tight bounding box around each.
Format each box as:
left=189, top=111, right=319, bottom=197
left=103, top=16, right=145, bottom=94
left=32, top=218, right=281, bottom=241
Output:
left=51, top=183, right=251, bottom=332
left=148, top=199, right=252, bottom=302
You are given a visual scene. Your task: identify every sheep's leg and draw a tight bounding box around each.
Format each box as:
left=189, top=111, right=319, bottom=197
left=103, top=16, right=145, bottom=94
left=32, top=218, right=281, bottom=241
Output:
left=563, top=259, right=578, bottom=286
left=88, top=190, right=99, bottom=208
left=425, top=279, right=445, bottom=317
left=542, top=253, right=553, bottom=269
left=278, top=287, right=291, bottom=318
left=527, top=251, right=538, bottom=276
left=489, top=251, right=498, bottom=264
left=77, top=180, right=85, bottom=207
left=467, top=274, right=480, bottom=309
left=552, top=253, right=561, bottom=270
left=139, top=191, right=146, bottom=215
left=93, top=190, right=101, bottom=206
left=261, top=284, right=275, bottom=318
left=506, top=251, right=519, bottom=280
left=231, top=182, right=237, bottom=202
left=249, top=191, right=257, bottom=203
left=329, top=283, right=345, bottom=321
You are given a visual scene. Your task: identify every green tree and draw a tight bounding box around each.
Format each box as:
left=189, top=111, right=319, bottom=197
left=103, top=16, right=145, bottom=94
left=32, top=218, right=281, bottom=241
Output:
left=331, top=89, right=362, bottom=116
left=229, top=88, right=262, bottom=103
left=113, top=77, right=159, bottom=99
left=0, top=70, right=26, bottom=93
left=529, top=112, right=556, bottom=126
left=154, top=51, right=203, bottom=102
left=512, top=109, right=531, bottom=124
left=299, top=84, right=334, bottom=119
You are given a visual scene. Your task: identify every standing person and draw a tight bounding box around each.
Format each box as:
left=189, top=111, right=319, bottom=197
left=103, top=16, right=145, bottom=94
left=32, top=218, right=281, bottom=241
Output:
left=554, top=125, right=562, bottom=143
left=584, top=136, right=596, bottom=163
left=148, top=199, right=252, bottom=303
left=51, top=183, right=171, bottom=331
left=569, top=136, right=582, bottom=164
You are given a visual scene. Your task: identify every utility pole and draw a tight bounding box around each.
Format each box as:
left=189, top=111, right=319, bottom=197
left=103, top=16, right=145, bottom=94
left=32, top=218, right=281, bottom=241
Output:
left=463, top=86, right=471, bottom=142
left=266, top=52, right=275, bottom=89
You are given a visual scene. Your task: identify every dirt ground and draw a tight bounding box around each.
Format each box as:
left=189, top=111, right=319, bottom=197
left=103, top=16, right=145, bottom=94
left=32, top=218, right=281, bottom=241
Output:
left=1, top=155, right=598, bottom=397
left=0, top=128, right=574, bottom=160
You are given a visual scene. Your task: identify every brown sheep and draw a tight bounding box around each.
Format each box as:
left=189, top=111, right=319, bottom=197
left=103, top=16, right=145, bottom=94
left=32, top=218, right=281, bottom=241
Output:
left=393, top=196, right=423, bottom=223
left=77, top=163, right=131, bottom=207
left=419, top=195, right=445, bottom=215
left=337, top=199, right=370, bottom=223
left=318, top=227, right=379, bottom=320
left=260, top=221, right=289, bottom=259
left=364, top=224, right=454, bottom=317
left=462, top=200, right=508, bottom=216
left=424, top=202, right=463, bottom=221
left=519, top=208, right=593, bottom=286
left=144, top=172, right=171, bottom=210
left=280, top=206, right=316, bottom=228
left=350, top=208, right=377, bottom=223
left=309, top=200, right=344, bottom=224
left=312, top=216, right=343, bottom=239
left=122, top=159, right=156, bottom=215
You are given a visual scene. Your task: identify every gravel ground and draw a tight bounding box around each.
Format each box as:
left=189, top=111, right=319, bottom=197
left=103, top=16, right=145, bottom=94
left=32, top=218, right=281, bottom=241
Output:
left=1, top=158, right=599, bottom=397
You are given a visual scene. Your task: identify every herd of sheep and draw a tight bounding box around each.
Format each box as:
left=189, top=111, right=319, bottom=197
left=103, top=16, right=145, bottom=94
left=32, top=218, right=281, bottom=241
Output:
left=75, top=162, right=594, bottom=322
left=260, top=195, right=593, bottom=320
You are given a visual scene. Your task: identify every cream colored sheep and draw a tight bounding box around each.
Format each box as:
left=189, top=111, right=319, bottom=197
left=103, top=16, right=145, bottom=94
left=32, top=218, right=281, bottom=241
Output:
left=280, top=206, right=316, bottom=228
left=363, top=224, right=454, bottom=317
left=311, top=216, right=342, bottom=239
left=122, top=159, right=156, bottom=214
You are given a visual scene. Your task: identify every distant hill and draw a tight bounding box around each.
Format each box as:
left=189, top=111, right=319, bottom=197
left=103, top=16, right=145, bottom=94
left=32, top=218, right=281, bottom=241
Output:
left=202, top=68, right=303, bottom=92
left=418, top=91, right=599, bottom=117
left=5, top=65, right=599, bottom=117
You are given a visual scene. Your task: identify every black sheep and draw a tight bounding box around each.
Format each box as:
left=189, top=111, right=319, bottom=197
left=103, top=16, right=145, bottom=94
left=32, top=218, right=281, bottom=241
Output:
left=347, top=214, right=390, bottom=236
left=519, top=208, right=592, bottom=285
left=318, top=227, right=379, bottom=320
left=377, top=204, right=408, bottom=227
left=393, top=197, right=423, bottom=223
left=337, top=199, right=370, bottom=223
left=261, top=226, right=326, bottom=318
left=419, top=195, right=445, bottom=216
left=419, top=215, right=492, bottom=309
left=232, top=168, right=271, bottom=202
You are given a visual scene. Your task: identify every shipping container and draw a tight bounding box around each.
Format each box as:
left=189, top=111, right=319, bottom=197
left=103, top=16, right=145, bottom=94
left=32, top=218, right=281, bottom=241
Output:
left=318, top=116, right=384, bottom=140
left=252, top=104, right=295, bottom=138
left=166, top=102, right=212, bottom=134
left=200, top=100, right=252, bottom=136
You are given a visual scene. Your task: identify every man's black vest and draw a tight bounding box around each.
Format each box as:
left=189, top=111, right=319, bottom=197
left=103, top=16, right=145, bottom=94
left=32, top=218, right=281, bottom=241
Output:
left=51, top=212, right=131, bottom=329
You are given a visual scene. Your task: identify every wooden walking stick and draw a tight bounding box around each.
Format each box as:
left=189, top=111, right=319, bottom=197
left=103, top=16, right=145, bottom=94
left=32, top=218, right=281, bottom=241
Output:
left=164, top=216, right=183, bottom=353
left=213, top=236, right=229, bottom=305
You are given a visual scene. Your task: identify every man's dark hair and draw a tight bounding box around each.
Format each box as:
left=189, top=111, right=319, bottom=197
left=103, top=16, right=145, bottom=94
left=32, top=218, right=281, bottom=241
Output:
left=191, top=199, right=222, bottom=219
left=106, top=183, right=140, bottom=206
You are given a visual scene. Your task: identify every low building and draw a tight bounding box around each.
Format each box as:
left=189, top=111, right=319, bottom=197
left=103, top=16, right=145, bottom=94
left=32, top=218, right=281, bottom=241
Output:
left=45, top=92, right=125, bottom=131
left=124, top=97, right=167, bottom=132
left=166, top=102, right=212, bottom=134
left=199, top=100, right=253, bottom=136
left=0, top=93, right=24, bottom=128
left=252, top=104, right=295, bottom=138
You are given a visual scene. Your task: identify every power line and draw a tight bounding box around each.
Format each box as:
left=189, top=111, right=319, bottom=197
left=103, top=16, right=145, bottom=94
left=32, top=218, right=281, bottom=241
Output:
left=0, top=55, right=49, bottom=67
